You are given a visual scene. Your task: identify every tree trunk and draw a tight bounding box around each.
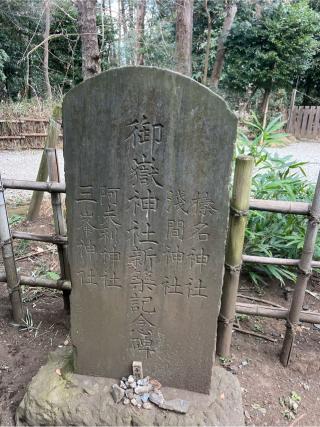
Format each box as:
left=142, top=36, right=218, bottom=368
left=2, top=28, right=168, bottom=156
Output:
left=202, top=0, right=211, bottom=85
left=175, top=0, right=194, bottom=77
left=260, top=87, right=271, bottom=128
left=121, top=0, right=128, bottom=36
left=100, top=0, right=105, bottom=67
left=76, top=0, right=101, bottom=80
left=117, top=0, right=121, bottom=65
left=211, top=2, right=237, bottom=89
left=135, top=0, right=146, bottom=65
left=43, top=0, right=52, bottom=98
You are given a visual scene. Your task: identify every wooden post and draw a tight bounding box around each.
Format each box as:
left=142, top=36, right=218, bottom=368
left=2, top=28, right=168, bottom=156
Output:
left=0, top=176, right=24, bottom=323
left=27, top=106, right=61, bottom=221
left=46, top=148, right=71, bottom=312
left=280, top=170, right=320, bottom=366
left=287, top=88, right=297, bottom=133
left=216, top=156, right=254, bottom=357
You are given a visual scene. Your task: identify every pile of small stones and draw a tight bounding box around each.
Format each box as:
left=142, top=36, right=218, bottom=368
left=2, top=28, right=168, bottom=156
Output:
left=111, top=375, right=189, bottom=414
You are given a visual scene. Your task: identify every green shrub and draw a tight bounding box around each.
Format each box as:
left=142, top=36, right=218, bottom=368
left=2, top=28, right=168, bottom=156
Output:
left=237, top=114, right=318, bottom=288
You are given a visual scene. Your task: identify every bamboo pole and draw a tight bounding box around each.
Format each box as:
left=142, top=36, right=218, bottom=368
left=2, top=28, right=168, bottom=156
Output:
left=46, top=148, right=71, bottom=312
left=11, top=230, right=67, bottom=244
left=287, top=88, right=297, bottom=133
left=2, top=179, right=65, bottom=193
left=27, top=107, right=61, bottom=221
left=0, top=177, right=24, bottom=323
left=217, top=155, right=254, bottom=357
left=280, top=171, right=320, bottom=366
left=242, top=254, right=320, bottom=268
left=249, top=199, right=310, bottom=215
left=236, top=301, right=320, bottom=324
left=0, top=272, right=71, bottom=291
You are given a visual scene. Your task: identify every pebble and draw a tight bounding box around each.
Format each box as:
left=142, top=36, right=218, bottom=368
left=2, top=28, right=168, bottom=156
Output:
left=123, top=398, right=130, bottom=405
left=141, top=393, right=149, bottom=403
left=125, top=389, right=134, bottom=400
left=159, top=399, right=190, bottom=414
left=111, top=384, right=125, bottom=404
left=135, top=384, right=153, bottom=394
left=149, top=391, right=164, bottom=406
left=128, top=375, right=135, bottom=384
left=129, top=381, right=137, bottom=389
left=150, top=378, right=161, bottom=389
left=120, top=381, right=127, bottom=389
left=143, top=402, right=152, bottom=410
left=134, top=395, right=142, bottom=405
left=131, top=398, right=138, bottom=406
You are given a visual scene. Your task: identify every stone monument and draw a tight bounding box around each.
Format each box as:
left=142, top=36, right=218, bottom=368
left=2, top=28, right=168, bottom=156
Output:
left=63, top=67, right=236, bottom=393
left=16, top=68, right=244, bottom=426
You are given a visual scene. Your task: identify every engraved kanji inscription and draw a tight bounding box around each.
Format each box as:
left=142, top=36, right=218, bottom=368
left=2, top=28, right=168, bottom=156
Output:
left=192, top=222, right=209, bottom=241
left=187, top=248, right=209, bottom=272
left=191, top=192, right=217, bottom=217
left=167, top=219, right=184, bottom=241
left=131, top=156, right=163, bottom=188
left=167, top=190, right=189, bottom=214
left=125, top=115, right=164, bottom=155
left=129, top=189, right=158, bottom=217
left=101, top=270, right=121, bottom=288
left=164, top=245, right=184, bottom=266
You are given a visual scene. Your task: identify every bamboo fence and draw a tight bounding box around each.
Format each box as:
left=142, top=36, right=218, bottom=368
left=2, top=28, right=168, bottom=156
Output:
left=0, top=155, right=320, bottom=366
left=27, top=109, right=61, bottom=220
left=46, top=148, right=71, bottom=312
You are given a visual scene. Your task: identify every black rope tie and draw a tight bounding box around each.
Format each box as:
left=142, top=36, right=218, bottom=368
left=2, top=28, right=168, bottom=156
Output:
left=218, top=313, right=235, bottom=326
left=225, top=263, right=242, bottom=273
left=230, top=205, right=249, bottom=217
left=8, top=278, right=21, bottom=296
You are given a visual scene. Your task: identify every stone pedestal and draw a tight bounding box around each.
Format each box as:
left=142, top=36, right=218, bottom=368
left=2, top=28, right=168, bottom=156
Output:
left=16, top=348, right=244, bottom=426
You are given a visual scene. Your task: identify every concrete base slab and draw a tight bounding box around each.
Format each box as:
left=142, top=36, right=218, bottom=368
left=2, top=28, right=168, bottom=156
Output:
left=16, top=347, right=244, bottom=426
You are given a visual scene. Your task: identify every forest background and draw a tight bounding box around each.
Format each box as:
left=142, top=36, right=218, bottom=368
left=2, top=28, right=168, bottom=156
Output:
left=0, top=0, right=320, bottom=119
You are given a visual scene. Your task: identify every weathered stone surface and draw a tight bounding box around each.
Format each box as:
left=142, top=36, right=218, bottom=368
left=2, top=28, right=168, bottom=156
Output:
left=159, top=399, right=190, bottom=414
left=63, top=66, right=236, bottom=393
left=16, top=348, right=244, bottom=426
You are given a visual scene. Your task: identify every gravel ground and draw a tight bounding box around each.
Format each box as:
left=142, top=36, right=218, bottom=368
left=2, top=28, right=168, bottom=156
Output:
left=267, top=141, right=320, bottom=184
left=0, top=149, right=64, bottom=204
left=0, top=141, right=319, bottom=204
